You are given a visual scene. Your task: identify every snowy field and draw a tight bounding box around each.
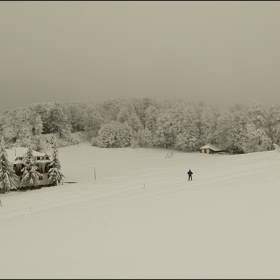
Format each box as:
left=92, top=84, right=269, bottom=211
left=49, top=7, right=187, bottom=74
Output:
left=1, top=142, right=280, bottom=279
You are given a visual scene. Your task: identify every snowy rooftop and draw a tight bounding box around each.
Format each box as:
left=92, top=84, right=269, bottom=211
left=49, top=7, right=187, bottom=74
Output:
left=6, top=147, right=50, bottom=162
left=200, top=144, right=224, bottom=151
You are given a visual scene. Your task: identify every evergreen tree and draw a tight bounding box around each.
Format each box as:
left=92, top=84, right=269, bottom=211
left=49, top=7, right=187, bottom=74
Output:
left=48, top=138, right=65, bottom=186
left=0, top=137, right=19, bottom=193
left=20, top=139, right=43, bottom=189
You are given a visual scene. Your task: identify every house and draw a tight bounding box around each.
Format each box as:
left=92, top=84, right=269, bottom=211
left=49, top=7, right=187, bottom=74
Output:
left=200, top=144, right=225, bottom=154
left=6, top=147, right=52, bottom=187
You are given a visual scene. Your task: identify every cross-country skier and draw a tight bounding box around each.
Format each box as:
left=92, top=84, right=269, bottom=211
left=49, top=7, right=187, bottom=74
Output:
left=187, top=169, right=193, bottom=181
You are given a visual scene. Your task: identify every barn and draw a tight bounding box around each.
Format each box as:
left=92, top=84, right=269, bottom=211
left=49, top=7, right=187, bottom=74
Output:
left=200, top=144, right=225, bottom=154
left=6, top=147, right=52, bottom=187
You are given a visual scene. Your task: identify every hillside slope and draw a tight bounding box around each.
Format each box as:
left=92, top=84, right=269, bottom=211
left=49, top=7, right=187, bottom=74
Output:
left=0, top=143, right=280, bottom=278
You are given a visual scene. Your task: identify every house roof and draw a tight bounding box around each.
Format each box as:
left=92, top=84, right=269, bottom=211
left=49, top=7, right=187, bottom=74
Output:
left=200, top=144, right=224, bottom=151
left=6, top=147, right=50, bottom=162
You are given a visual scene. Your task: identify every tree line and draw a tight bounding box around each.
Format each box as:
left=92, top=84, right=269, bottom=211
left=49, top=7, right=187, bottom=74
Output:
left=1, top=98, right=280, bottom=154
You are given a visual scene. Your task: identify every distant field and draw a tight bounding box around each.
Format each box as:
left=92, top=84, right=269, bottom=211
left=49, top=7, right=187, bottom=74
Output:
left=59, top=142, right=280, bottom=193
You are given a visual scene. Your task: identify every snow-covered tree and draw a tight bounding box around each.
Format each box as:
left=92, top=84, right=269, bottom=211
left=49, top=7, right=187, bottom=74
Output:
left=267, top=103, right=280, bottom=146
left=242, top=102, right=271, bottom=152
left=127, top=112, right=143, bottom=132
left=131, top=97, right=154, bottom=127
left=20, top=140, right=43, bottom=189
left=63, top=102, right=86, bottom=132
left=248, top=102, right=267, bottom=129
left=48, top=138, right=64, bottom=186
left=136, top=127, right=153, bottom=147
left=30, top=113, right=43, bottom=136
left=97, top=99, right=123, bottom=122
left=241, top=123, right=272, bottom=153
left=214, top=105, right=248, bottom=154
left=85, top=111, right=104, bottom=140
left=200, top=106, right=220, bottom=144
left=173, top=103, right=200, bottom=151
left=1, top=112, right=17, bottom=142
left=29, top=102, right=50, bottom=134
left=1, top=107, right=33, bottom=144
left=144, top=105, right=159, bottom=133
left=175, top=131, right=199, bottom=151
left=154, top=109, right=176, bottom=148
left=0, top=137, right=19, bottom=193
left=46, top=102, right=72, bottom=138
left=116, top=102, right=143, bottom=132
left=96, top=121, right=132, bottom=148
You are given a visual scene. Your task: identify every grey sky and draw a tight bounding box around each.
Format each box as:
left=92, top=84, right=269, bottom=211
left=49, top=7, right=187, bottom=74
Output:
left=1, top=1, right=280, bottom=113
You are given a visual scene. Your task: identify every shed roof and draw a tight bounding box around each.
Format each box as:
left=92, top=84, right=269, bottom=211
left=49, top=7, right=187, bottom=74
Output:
left=200, top=144, right=224, bottom=151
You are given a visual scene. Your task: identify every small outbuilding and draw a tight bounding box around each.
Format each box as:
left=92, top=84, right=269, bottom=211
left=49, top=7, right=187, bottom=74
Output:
left=200, top=144, right=225, bottom=154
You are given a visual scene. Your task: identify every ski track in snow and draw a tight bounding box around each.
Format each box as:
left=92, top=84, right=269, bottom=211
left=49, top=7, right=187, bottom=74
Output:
left=1, top=142, right=280, bottom=278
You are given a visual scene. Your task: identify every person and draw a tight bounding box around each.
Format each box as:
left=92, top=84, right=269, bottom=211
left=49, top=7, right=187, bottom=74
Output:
left=187, top=169, right=193, bottom=181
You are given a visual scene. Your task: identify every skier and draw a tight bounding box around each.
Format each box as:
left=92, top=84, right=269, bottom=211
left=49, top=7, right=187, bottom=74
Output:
left=187, top=169, right=193, bottom=181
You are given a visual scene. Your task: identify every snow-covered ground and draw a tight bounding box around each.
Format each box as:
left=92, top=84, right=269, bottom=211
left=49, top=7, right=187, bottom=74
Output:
left=1, top=142, right=280, bottom=279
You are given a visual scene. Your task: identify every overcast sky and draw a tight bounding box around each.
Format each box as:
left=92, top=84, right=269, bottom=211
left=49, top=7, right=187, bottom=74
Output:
left=1, top=1, right=280, bottom=113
